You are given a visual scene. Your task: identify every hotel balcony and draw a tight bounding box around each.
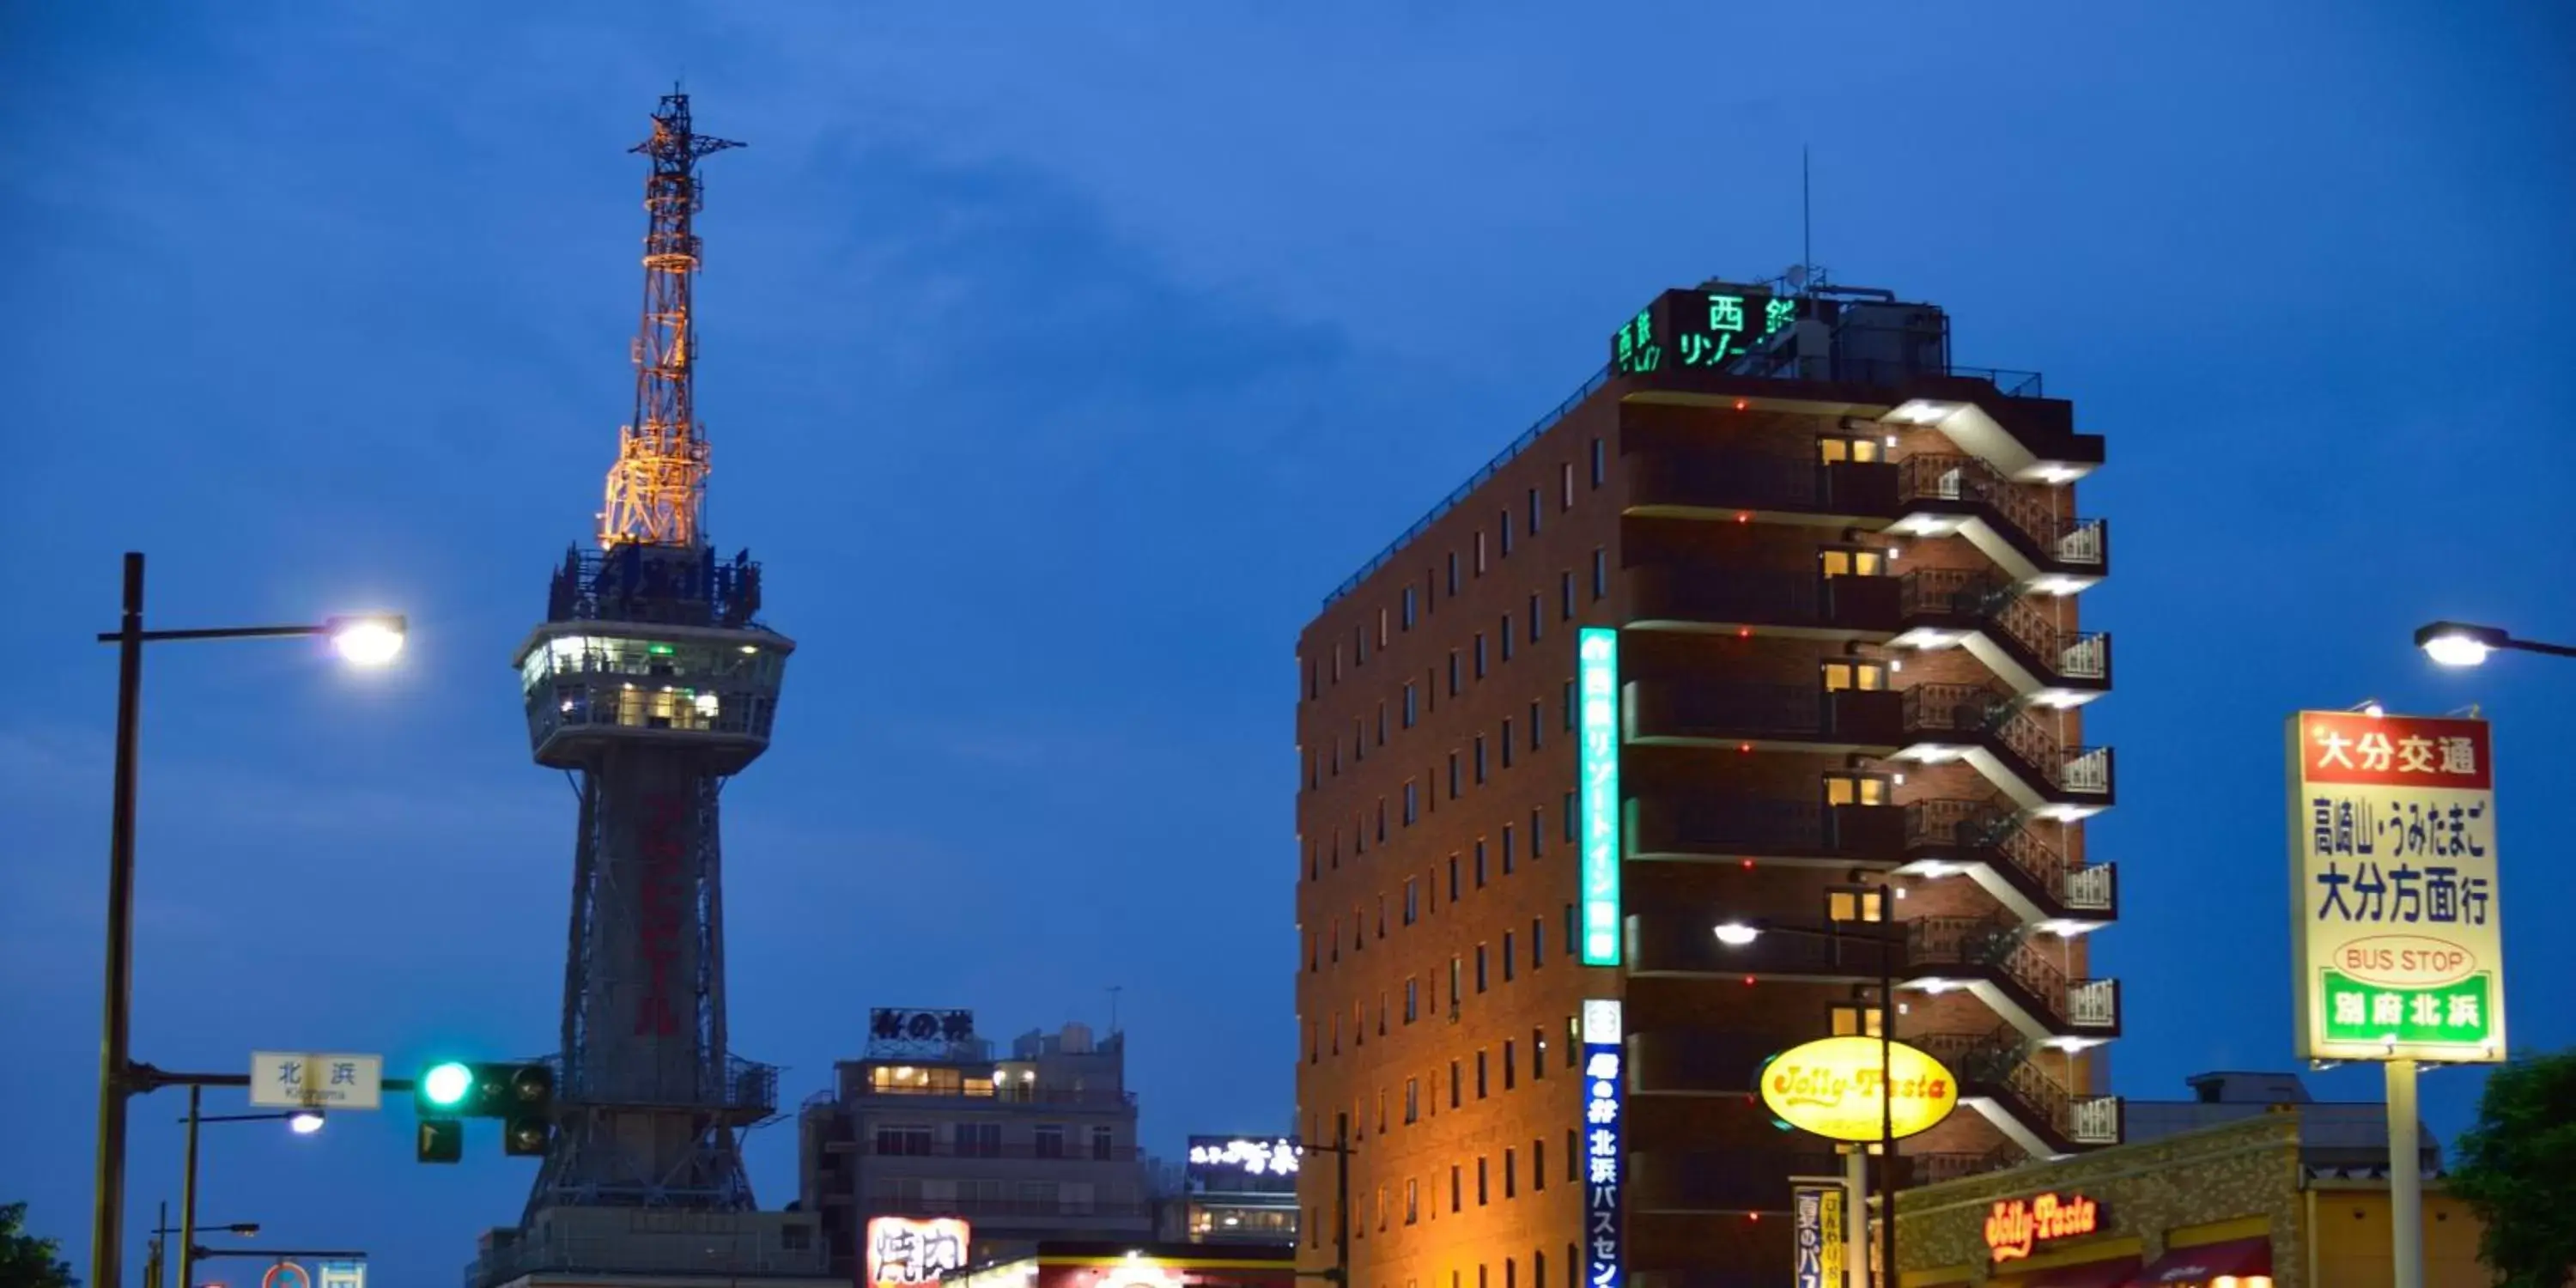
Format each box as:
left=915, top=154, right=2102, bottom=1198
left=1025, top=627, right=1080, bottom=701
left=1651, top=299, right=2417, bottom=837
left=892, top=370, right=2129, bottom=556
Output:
left=1627, top=567, right=2109, bottom=706
left=1620, top=677, right=2112, bottom=817
left=1894, top=683, right=2115, bottom=817
left=1625, top=793, right=2112, bottom=932
left=1915, top=1026, right=2125, bottom=1157
left=1626, top=914, right=2119, bottom=1043
left=1625, top=448, right=2110, bottom=589
left=1904, top=799, right=2117, bottom=932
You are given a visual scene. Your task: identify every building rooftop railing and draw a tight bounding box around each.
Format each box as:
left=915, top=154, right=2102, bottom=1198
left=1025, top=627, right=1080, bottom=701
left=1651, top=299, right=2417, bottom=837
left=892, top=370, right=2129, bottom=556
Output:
left=1319, top=352, right=2049, bottom=609
left=1321, top=365, right=1611, bottom=610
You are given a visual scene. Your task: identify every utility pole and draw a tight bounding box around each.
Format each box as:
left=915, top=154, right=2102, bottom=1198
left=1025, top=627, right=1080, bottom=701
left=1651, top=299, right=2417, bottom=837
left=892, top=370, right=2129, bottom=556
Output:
left=1296, top=1122, right=1357, bottom=1288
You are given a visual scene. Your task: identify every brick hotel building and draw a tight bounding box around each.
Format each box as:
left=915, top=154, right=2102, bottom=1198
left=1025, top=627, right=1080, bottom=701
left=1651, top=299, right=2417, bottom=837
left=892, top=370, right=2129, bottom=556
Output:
left=1291, top=282, right=2123, bottom=1288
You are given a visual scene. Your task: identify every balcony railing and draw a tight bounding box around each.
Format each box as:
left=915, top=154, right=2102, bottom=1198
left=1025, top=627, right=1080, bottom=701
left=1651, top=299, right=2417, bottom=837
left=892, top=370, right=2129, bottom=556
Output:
left=1915, top=1028, right=2099, bottom=1148
left=2068, top=979, right=2121, bottom=1030
left=1905, top=799, right=2063, bottom=885
left=849, top=1083, right=1139, bottom=1109
left=1898, top=686, right=2112, bottom=800
left=1907, top=918, right=2086, bottom=1029
left=1321, top=365, right=1611, bottom=607
left=2063, top=864, right=2117, bottom=912
left=2071, top=1095, right=2124, bottom=1145
left=857, top=1141, right=1144, bottom=1161
left=860, top=1196, right=1152, bottom=1221
left=1635, top=795, right=1904, bottom=865
left=1898, top=569, right=2111, bottom=688
left=1896, top=454, right=2105, bottom=571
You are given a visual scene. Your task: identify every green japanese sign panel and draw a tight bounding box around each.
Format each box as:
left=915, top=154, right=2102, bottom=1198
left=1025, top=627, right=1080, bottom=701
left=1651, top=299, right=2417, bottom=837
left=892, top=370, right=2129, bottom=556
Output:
left=1611, top=287, right=1805, bottom=376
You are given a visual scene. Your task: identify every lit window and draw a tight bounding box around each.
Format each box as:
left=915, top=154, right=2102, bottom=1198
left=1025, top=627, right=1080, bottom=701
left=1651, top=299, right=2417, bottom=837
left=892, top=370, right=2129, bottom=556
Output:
left=1822, top=659, right=1887, bottom=692
left=1823, top=773, right=1890, bottom=807
left=1820, top=548, right=1886, bottom=579
left=1817, top=435, right=1883, bottom=465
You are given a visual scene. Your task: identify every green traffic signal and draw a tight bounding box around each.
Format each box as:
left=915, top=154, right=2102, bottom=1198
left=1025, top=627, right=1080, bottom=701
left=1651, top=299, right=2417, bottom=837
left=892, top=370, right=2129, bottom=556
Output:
left=421, top=1060, right=476, bottom=1109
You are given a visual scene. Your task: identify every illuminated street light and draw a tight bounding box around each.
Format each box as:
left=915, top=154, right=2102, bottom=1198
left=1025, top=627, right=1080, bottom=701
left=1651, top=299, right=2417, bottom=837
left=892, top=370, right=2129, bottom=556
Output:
left=288, top=1112, right=325, bottom=1135
left=2415, top=620, right=2573, bottom=669
left=1712, top=922, right=1762, bottom=947
left=325, top=614, right=408, bottom=666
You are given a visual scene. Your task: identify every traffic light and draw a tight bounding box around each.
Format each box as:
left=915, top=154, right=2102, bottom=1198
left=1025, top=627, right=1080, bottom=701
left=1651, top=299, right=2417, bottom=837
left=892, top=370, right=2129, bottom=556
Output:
left=417, top=1119, right=463, bottom=1164
left=500, top=1062, right=555, bottom=1157
left=411, top=1060, right=555, bottom=1160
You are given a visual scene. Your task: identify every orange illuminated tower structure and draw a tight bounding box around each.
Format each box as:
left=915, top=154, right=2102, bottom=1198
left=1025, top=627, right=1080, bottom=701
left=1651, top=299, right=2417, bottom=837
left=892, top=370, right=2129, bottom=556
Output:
left=1292, top=277, right=2122, bottom=1288
left=489, top=91, right=805, bottom=1266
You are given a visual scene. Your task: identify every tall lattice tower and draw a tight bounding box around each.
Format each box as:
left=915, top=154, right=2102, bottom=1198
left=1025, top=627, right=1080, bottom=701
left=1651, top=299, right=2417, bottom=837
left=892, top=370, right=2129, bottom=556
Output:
left=506, top=89, right=793, bottom=1218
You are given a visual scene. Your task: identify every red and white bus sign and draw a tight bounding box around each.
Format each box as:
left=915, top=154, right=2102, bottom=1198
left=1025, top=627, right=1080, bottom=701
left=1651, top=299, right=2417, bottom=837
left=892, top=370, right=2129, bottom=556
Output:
left=2287, top=711, right=2506, bottom=1063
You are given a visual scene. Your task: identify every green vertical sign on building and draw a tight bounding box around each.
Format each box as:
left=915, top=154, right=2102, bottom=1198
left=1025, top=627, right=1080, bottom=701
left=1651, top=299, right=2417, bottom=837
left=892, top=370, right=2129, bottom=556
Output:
left=1578, top=627, right=1622, bottom=966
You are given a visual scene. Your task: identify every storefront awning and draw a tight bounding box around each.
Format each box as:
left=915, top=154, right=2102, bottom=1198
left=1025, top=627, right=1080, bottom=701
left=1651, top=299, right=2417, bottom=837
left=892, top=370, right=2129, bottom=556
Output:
left=2126, top=1236, right=2273, bottom=1286
left=1989, top=1257, right=2141, bottom=1288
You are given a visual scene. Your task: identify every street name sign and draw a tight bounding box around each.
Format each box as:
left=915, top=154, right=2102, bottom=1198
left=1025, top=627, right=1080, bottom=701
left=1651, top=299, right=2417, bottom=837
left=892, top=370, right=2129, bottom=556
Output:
left=249, top=1051, right=385, bottom=1110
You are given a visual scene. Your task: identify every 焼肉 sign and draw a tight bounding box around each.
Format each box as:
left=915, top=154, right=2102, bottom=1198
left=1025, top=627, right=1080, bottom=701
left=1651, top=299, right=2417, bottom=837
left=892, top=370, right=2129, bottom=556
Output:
left=2287, top=711, right=2506, bottom=1063
left=1758, top=1036, right=1958, bottom=1143
left=1984, top=1192, right=2101, bottom=1261
left=866, top=1217, right=970, bottom=1287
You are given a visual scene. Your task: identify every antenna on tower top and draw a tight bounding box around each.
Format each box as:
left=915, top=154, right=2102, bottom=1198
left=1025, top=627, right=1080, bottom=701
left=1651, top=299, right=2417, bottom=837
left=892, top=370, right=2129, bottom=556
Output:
left=600, top=91, right=744, bottom=550
left=1801, top=146, right=1813, bottom=296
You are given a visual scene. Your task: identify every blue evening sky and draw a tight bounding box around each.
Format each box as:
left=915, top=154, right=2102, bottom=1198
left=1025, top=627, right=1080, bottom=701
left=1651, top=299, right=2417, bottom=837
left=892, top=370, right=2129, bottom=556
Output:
left=4, top=2, right=2571, bottom=1282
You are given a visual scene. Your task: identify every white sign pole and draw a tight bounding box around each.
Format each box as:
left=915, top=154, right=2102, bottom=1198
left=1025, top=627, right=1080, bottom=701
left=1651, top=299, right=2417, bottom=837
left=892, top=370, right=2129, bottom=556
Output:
left=2387, top=1058, right=2423, bottom=1288
left=1844, top=1147, right=1869, bottom=1288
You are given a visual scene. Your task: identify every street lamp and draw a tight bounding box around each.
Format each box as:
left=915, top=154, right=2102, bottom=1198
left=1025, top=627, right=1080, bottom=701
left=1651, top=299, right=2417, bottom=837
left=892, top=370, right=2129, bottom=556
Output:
left=2415, top=620, right=2576, bottom=668
left=1715, top=916, right=1901, bottom=1288
left=174, top=1094, right=328, bottom=1288
left=89, top=551, right=404, bottom=1288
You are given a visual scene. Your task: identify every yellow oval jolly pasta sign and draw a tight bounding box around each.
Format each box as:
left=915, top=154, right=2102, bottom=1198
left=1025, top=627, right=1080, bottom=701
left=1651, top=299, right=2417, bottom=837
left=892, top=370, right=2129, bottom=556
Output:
left=1759, top=1036, right=1959, bottom=1142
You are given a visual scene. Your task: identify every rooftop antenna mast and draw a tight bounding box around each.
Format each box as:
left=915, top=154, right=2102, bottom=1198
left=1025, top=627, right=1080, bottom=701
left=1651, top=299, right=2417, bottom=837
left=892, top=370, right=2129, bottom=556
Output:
left=601, top=86, right=744, bottom=550
left=1108, top=984, right=1125, bottom=1035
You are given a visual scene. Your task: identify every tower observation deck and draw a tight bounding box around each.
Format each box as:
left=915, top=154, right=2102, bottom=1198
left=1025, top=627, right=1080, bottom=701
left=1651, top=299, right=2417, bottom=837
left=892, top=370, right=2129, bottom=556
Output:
left=477, top=94, right=824, bottom=1285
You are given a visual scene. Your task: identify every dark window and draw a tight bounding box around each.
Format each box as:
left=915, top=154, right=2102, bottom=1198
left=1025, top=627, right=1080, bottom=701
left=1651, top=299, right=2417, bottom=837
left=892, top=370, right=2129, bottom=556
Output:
left=876, top=1124, right=934, bottom=1156
left=1563, top=682, right=1576, bottom=731
left=1475, top=634, right=1488, bottom=679
left=1589, top=438, right=1604, bottom=487
left=1501, top=616, right=1514, bottom=662
left=1404, top=878, right=1419, bottom=925
left=1474, top=841, right=1488, bottom=889
left=1529, top=702, right=1543, bottom=750
left=1559, top=571, right=1575, bottom=621
left=1534, top=1139, right=1546, bottom=1191
left=1504, top=1038, right=1518, bottom=1091
left=1448, top=752, right=1460, bottom=799
left=1502, top=721, right=1515, bottom=770
left=1503, top=932, right=1516, bottom=983
left=1034, top=1125, right=1066, bottom=1158
left=1450, top=1163, right=1462, bottom=1212
left=1449, top=652, right=1461, bottom=696
left=1560, top=463, right=1575, bottom=510
left=1528, top=594, right=1542, bottom=641
left=1591, top=548, right=1607, bottom=599
left=1531, top=806, right=1545, bottom=857
left=1563, top=794, right=1577, bottom=841
left=1503, top=823, right=1516, bottom=873
left=1448, top=553, right=1460, bottom=596
left=1405, top=977, right=1419, bottom=1023
left=1404, top=781, right=1419, bottom=825
left=1475, top=737, right=1488, bottom=784
left=1532, top=1026, right=1547, bottom=1078
left=1091, top=1126, right=1115, bottom=1160
left=1500, top=510, right=1513, bottom=557
left=1404, top=683, right=1418, bottom=727
left=1449, top=1061, right=1461, bottom=1109
left=1566, top=1129, right=1579, bottom=1182
left=1531, top=918, right=1546, bottom=968
left=1528, top=488, right=1543, bottom=535
left=1403, top=586, right=1418, bottom=629
left=1477, top=1049, right=1490, bottom=1097
left=1449, top=854, right=1461, bottom=901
